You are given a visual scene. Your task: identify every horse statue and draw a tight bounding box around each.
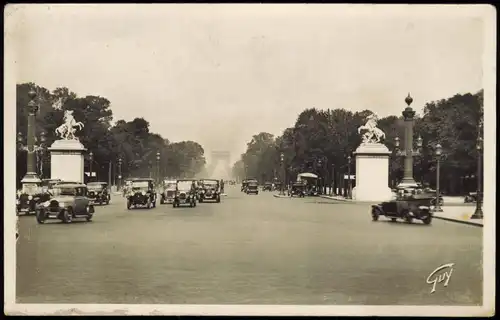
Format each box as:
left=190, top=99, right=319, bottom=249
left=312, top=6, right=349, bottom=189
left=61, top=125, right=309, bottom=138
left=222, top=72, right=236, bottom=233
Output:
left=55, top=110, right=84, bottom=140
left=357, top=113, right=386, bottom=143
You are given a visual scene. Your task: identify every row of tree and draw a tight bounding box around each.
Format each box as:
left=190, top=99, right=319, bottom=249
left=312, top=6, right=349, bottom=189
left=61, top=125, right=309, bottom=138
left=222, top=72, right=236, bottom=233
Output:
left=16, top=83, right=207, bottom=187
left=232, top=90, right=484, bottom=195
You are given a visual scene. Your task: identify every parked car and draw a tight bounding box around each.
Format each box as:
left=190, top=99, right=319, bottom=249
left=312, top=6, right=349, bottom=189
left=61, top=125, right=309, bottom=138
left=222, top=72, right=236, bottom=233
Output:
left=160, top=180, right=177, bottom=204
left=35, top=183, right=95, bottom=224
left=464, top=192, right=480, bottom=203
left=198, top=179, right=221, bottom=203
left=16, top=186, right=45, bottom=216
left=173, top=179, right=197, bottom=208
left=288, top=182, right=306, bottom=197
left=86, top=181, right=111, bottom=205
left=126, top=178, right=157, bottom=209
left=246, top=181, right=259, bottom=195
left=262, top=182, right=273, bottom=191
left=371, top=188, right=433, bottom=225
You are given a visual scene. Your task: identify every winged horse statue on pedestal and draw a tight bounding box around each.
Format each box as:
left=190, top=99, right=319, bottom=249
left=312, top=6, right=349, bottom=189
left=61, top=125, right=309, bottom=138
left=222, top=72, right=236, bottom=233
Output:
left=357, top=113, right=386, bottom=143
left=55, top=110, right=84, bottom=140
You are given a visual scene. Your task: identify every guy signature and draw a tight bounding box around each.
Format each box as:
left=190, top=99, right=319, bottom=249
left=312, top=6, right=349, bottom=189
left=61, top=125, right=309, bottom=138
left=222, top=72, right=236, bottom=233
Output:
left=426, top=263, right=454, bottom=293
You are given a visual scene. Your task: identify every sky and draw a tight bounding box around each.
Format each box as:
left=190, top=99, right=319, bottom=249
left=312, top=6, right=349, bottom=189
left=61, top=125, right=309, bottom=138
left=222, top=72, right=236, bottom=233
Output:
left=6, top=4, right=487, bottom=165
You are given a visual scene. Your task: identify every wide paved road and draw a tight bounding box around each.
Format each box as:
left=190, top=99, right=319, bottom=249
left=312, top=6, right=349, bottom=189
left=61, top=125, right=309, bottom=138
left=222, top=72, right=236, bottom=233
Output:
left=16, top=185, right=482, bottom=305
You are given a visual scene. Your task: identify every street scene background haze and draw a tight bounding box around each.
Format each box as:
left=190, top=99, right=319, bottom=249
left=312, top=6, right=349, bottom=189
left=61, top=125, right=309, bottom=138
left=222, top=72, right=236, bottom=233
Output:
left=10, top=4, right=483, bottom=163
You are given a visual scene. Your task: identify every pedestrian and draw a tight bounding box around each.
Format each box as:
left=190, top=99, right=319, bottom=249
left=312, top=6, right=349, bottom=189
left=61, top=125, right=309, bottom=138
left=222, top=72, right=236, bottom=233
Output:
left=220, top=179, right=225, bottom=194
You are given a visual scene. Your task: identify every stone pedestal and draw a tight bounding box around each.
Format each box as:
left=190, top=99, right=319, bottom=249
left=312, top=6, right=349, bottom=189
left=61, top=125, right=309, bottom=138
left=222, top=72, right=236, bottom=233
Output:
left=352, top=143, right=393, bottom=202
left=48, top=140, right=86, bottom=183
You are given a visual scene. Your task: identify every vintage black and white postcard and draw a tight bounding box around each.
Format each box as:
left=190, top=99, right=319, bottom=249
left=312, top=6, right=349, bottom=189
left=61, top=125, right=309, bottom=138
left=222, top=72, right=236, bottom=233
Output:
left=4, top=4, right=496, bottom=317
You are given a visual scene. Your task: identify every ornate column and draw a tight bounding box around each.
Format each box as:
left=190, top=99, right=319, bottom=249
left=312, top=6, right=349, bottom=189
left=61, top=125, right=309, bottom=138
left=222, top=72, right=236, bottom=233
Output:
left=20, top=89, right=41, bottom=192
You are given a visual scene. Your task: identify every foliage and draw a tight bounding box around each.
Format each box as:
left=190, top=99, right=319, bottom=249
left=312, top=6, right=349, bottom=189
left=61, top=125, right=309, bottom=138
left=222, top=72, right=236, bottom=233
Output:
left=16, top=83, right=206, bottom=186
left=233, top=90, right=484, bottom=195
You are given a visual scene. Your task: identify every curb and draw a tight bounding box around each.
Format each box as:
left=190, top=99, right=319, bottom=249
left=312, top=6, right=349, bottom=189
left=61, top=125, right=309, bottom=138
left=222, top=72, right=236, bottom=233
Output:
left=433, top=215, right=483, bottom=227
left=319, top=195, right=350, bottom=202
left=273, top=194, right=290, bottom=198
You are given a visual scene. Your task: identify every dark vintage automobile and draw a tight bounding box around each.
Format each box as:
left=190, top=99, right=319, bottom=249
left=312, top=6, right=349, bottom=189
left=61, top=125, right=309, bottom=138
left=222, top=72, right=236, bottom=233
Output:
left=371, top=188, right=433, bottom=225
left=86, top=181, right=111, bottom=205
left=35, top=183, right=95, bottom=224
left=126, top=178, right=157, bottom=209
left=246, top=181, right=259, bottom=195
left=173, top=179, right=198, bottom=208
left=160, top=180, right=177, bottom=204
left=241, top=179, right=248, bottom=192
left=464, top=192, right=481, bottom=203
left=288, top=182, right=306, bottom=197
left=198, top=179, right=221, bottom=203
left=16, top=185, right=47, bottom=216
left=262, top=182, right=273, bottom=191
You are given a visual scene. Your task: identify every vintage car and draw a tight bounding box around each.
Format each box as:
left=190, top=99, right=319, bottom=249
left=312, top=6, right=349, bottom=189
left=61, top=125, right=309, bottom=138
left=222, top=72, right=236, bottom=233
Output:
left=35, top=183, right=95, bottom=224
left=86, top=181, right=111, bottom=205
left=288, top=182, right=306, bottom=197
left=464, top=192, right=480, bottom=203
left=16, top=185, right=47, bottom=216
left=41, top=179, right=62, bottom=193
left=371, top=188, right=433, bottom=225
left=241, top=179, right=248, bottom=192
left=173, top=179, right=197, bottom=208
left=246, top=181, right=259, bottom=195
left=160, top=180, right=177, bottom=204
left=126, top=178, right=157, bottom=209
left=198, top=179, right=221, bottom=203
left=262, top=182, right=273, bottom=191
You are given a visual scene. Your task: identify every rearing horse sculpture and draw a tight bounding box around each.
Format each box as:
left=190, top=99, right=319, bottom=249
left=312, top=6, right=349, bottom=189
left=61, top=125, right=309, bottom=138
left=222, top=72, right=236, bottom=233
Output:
left=357, top=114, right=386, bottom=143
left=55, top=110, right=84, bottom=140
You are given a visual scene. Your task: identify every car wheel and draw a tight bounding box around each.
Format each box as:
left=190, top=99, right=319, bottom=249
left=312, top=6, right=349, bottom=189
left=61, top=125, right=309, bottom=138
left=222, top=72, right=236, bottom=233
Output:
left=390, top=218, right=397, bottom=222
left=173, top=202, right=177, bottom=208
left=146, top=198, right=152, bottom=209
left=193, top=200, right=197, bottom=207
left=404, top=211, right=413, bottom=224
left=422, top=212, right=432, bottom=225
left=86, top=206, right=93, bottom=222
left=127, top=200, right=131, bottom=210
left=36, top=209, right=46, bottom=224
left=371, top=208, right=380, bottom=221
left=63, top=209, right=73, bottom=223
left=216, top=196, right=220, bottom=203
left=160, top=198, right=165, bottom=205
left=199, top=198, right=203, bottom=203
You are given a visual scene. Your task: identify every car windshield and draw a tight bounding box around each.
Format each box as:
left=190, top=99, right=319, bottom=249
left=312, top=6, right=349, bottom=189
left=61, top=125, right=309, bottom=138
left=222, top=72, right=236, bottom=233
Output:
left=164, top=182, right=176, bottom=189
left=177, top=181, right=193, bottom=190
left=203, top=181, right=218, bottom=187
left=52, top=187, right=76, bottom=196
left=87, top=184, right=104, bottom=190
left=131, top=181, right=149, bottom=189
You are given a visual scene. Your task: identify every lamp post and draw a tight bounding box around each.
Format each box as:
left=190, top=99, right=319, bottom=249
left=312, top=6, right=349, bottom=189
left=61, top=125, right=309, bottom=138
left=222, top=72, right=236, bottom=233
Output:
left=18, top=130, right=47, bottom=178
left=118, top=157, right=123, bottom=190
left=394, top=93, right=422, bottom=188
left=434, top=144, right=443, bottom=212
left=347, top=155, right=352, bottom=199
left=88, top=151, right=93, bottom=183
left=280, top=152, right=285, bottom=195
left=156, top=151, right=161, bottom=185
left=19, top=89, right=42, bottom=192
left=471, top=133, right=483, bottom=219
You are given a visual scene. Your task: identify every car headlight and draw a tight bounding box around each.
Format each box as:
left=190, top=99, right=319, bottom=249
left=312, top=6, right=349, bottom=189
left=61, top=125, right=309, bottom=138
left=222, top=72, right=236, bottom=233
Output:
left=59, top=202, right=66, bottom=208
left=16, top=200, right=20, bottom=205
left=43, top=201, right=50, bottom=207
left=141, top=191, right=146, bottom=196
left=28, top=195, right=33, bottom=200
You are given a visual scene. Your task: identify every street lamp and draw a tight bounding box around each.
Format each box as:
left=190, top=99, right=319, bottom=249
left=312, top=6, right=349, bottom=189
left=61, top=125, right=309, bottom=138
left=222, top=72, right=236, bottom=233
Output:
left=89, top=151, right=94, bottom=183
left=394, top=93, right=422, bottom=188
left=347, top=155, right=352, bottom=199
left=18, top=130, right=47, bottom=178
left=434, top=144, right=443, bottom=212
left=118, top=157, right=123, bottom=190
left=19, top=89, right=42, bottom=192
left=156, top=151, right=161, bottom=185
left=471, top=134, right=483, bottom=219
left=280, top=152, right=285, bottom=195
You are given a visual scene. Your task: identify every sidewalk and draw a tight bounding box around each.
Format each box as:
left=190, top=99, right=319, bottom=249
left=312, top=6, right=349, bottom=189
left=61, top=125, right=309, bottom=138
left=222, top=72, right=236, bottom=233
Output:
left=273, top=194, right=290, bottom=198
left=432, top=206, right=483, bottom=227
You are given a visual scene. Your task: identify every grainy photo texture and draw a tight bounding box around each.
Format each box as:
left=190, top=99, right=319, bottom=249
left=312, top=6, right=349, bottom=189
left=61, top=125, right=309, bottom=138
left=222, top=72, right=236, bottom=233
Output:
left=4, top=4, right=496, bottom=317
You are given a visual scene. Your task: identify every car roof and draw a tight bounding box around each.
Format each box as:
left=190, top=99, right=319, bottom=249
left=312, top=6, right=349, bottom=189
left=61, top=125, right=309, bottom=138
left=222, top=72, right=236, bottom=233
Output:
left=54, top=183, right=87, bottom=188
left=87, top=181, right=108, bottom=185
